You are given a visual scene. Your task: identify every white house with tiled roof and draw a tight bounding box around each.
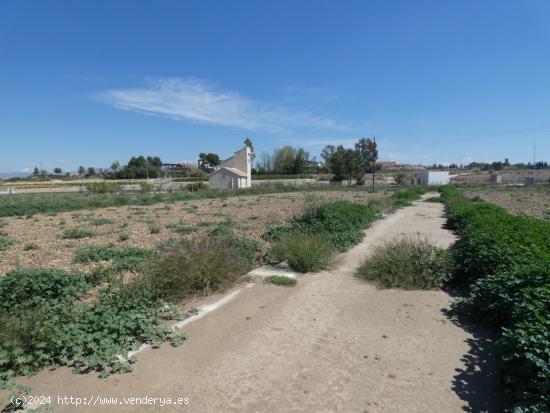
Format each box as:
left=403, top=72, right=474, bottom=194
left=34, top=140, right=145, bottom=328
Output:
left=208, top=146, right=253, bottom=189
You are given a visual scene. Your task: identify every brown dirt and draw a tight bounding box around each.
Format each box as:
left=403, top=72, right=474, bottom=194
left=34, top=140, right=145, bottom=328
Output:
left=15, top=193, right=499, bottom=412
left=462, top=185, right=550, bottom=219
left=0, top=190, right=391, bottom=276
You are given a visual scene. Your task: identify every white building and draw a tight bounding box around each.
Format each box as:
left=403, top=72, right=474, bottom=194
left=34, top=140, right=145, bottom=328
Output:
left=208, top=146, right=253, bottom=189
left=418, top=170, right=449, bottom=185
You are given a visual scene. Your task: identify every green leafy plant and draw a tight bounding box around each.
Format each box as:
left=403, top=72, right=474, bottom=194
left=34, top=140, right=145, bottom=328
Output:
left=74, top=245, right=157, bottom=272
left=441, top=185, right=550, bottom=412
left=0, top=237, right=18, bottom=252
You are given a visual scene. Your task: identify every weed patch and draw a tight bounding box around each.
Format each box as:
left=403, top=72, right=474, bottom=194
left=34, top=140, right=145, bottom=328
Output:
left=62, top=228, right=96, bottom=239
left=358, top=237, right=451, bottom=289
left=264, top=275, right=297, bottom=286
left=270, top=232, right=332, bottom=273
left=144, top=236, right=257, bottom=299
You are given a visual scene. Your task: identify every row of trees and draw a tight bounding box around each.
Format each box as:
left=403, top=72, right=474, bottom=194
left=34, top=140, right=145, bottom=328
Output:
left=255, top=146, right=318, bottom=175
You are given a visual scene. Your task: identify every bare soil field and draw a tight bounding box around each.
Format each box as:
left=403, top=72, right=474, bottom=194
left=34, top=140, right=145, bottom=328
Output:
left=461, top=184, right=550, bottom=219
left=0, top=190, right=391, bottom=276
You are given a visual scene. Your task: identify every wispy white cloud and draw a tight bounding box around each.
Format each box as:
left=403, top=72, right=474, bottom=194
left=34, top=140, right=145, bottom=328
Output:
left=55, top=159, right=72, bottom=165
left=96, top=78, right=348, bottom=134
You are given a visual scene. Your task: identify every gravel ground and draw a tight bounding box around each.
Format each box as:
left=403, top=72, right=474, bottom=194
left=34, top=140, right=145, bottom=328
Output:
left=0, top=190, right=391, bottom=276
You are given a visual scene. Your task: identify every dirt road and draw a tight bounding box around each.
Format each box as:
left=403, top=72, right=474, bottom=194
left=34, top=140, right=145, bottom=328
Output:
left=19, top=194, right=498, bottom=412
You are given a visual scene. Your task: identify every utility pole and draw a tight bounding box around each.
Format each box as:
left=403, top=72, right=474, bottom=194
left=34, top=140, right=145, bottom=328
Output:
left=372, top=136, right=376, bottom=191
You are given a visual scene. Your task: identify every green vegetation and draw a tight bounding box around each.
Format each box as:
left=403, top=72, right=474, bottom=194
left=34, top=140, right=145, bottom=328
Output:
left=74, top=244, right=156, bottom=272
left=264, top=275, right=297, bottom=286
left=166, top=221, right=195, bottom=234
left=0, top=268, right=174, bottom=380
left=266, top=200, right=378, bottom=272
left=358, top=237, right=451, bottom=289
left=0, top=236, right=18, bottom=252
left=270, top=232, right=333, bottom=272
left=23, top=243, right=39, bottom=251
left=441, top=186, right=550, bottom=412
left=143, top=236, right=258, bottom=299
left=90, top=217, right=114, bottom=226
left=0, top=185, right=375, bottom=218
left=62, top=228, right=96, bottom=239
left=392, top=186, right=432, bottom=208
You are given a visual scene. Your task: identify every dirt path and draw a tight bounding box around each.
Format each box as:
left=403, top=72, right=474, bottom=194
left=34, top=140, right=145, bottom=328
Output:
left=19, top=194, right=498, bottom=412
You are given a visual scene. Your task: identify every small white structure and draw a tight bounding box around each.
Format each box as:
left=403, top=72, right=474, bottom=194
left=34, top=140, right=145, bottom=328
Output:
left=418, top=170, right=449, bottom=185
left=209, top=146, right=253, bottom=189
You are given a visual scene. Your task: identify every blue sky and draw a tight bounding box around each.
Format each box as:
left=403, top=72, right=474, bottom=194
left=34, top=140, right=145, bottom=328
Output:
left=1, top=0, right=549, bottom=173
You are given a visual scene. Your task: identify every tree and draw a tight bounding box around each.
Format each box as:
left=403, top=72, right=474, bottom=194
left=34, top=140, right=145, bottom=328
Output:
left=87, top=167, right=96, bottom=176
left=321, top=145, right=337, bottom=171
left=53, top=167, right=62, bottom=174
left=256, top=151, right=273, bottom=173
left=273, top=146, right=298, bottom=174
left=328, top=146, right=364, bottom=185
left=504, top=158, right=510, bottom=167
left=111, top=161, right=120, bottom=172
left=78, top=166, right=86, bottom=175
left=355, top=138, right=378, bottom=173
left=198, top=153, right=220, bottom=172
left=292, top=148, right=309, bottom=174
left=32, top=166, right=39, bottom=176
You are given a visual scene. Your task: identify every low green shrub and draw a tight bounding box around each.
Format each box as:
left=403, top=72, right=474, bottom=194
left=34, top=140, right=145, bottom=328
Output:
left=270, top=232, right=333, bottom=273
left=358, top=237, right=451, bottom=289
left=23, top=243, right=39, bottom=251
left=62, top=228, right=96, bottom=239
left=264, top=275, right=297, bottom=286
left=442, top=186, right=550, bottom=412
left=143, top=236, right=257, bottom=299
left=0, top=268, right=90, bottom=313
left=74, top=245, right=157, bottom=272
left=0, top=284, right=174, bottom=378
left=0, top=236, right=18, bottom=252
left=265, top=201, right=377, bottom=251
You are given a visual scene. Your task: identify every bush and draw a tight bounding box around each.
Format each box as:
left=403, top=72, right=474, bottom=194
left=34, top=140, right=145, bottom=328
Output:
left=143, top=236, right=257, bottom=299
left=270, top=232, right=333, bottom=273
left=358, top=237, right=451, bottom=289
left=264, top=275, right=297, bottom=286
left=62, top=228, right=96, bottom=239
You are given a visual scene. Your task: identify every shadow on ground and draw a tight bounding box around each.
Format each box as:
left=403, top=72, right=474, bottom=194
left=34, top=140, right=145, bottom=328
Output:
left=442, top=307, right=504, bottom=413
